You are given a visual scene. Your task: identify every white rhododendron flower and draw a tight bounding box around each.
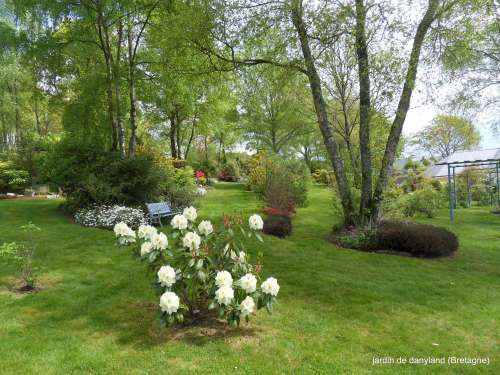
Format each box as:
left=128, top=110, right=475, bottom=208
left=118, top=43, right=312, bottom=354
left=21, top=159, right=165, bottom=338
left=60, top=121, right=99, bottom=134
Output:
left=215, top=270, right=233, bottom=288
left=140, top=241, right=153, bottom=257
left=239, top=273, right=257, bottom=293
left=240, top=296, right=255, bottom=317
left=183, top=206, right=198, bottom=222
left=261, top=277, right=280, bottom=296
left=198, top=220, right=213, bottom=236
left=238, top=251, right=246, bottom=263
left=215, top=286, right=234, bottom=306
left=138, top=224, right=157, bottom=241
left=157, top=265, right=176, bottom=287
left=159, top=291, right=180, bottom=314
left=249, top=214, right=264, bottom=230
left=151, top=232, right=168, bottom=250
left=114, top=221, right=136, bottom=244
left=114, top=221, right=132, bottom=237
left=171, top=214, right=188, bottom=230
left=182, top=231, right=201, bottom=250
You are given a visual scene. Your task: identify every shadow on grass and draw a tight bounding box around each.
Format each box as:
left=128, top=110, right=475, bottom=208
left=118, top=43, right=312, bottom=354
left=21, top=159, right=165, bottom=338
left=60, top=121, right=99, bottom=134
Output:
left=109, top=300, right=260, bottom=348
left=20, top=290, right=259, bottom=350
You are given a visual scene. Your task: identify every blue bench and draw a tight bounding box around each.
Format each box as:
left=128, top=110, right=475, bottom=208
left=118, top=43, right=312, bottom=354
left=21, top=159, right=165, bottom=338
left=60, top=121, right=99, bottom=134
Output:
left=146, top=202, right=180, bottom=227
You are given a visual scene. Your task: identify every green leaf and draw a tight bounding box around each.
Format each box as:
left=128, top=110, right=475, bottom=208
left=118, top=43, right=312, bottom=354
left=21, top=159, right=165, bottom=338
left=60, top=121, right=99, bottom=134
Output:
left=196, top=258, right=203, bottom=269
left=176, top=313, right=184, bottom=323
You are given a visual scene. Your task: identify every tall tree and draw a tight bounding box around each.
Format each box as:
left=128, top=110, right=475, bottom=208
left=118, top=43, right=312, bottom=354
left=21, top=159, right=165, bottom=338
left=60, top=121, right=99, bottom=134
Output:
left=411, top=114, right=481, bottom=158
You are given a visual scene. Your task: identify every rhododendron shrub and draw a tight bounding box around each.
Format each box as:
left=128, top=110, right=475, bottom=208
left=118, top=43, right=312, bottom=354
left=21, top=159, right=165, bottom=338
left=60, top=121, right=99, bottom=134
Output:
left=113, top=209, right=280, bottom=327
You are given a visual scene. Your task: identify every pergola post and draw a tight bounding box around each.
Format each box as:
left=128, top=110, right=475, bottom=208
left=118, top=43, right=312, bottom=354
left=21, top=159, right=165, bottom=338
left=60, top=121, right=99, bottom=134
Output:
left=496, top=162, right=500, bottom=207
left=448, top=164, right=454, bottom=222
left=466, top=173, right=471, bottom=208
left=452, top=166, right=457, bottom=208
left=489, top=172, right=493, bottom=206
left=435, top=152, right=500, bottom=221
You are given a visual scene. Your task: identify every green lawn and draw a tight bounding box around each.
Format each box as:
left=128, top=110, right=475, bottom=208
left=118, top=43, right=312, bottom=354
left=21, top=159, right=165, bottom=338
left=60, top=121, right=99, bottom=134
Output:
left=0, top=184, right=499, bottom=374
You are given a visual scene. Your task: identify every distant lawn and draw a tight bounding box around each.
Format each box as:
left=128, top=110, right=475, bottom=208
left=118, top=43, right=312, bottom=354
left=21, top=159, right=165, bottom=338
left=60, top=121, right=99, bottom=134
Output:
left=0, top=184, right=498, bottom=374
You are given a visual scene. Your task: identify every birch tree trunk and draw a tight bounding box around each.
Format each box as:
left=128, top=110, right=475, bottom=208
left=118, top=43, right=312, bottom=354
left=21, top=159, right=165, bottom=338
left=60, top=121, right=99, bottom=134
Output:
left=371, top=0, right=439, bottom=221
left=291, top=0, right=355, bottom=224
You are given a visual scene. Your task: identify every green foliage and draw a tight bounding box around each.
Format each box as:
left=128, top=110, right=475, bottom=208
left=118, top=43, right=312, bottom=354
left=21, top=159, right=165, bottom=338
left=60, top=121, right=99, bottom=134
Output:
left=383, top=183, right=444, bottom=219
left=0, top=222, right=41, bottom=288
left=411, top=115, right=481, bottom=159
left=162, top=166, right=196, bottom=210
left=43, top=138, right=193, bottom=212
left=247, top=153, right=309, bottom=210
left=0, top=160, right=29, bottom=193
left=312, top=168, right=335, bottom=186
left=115, top=212, right=275, bottom=327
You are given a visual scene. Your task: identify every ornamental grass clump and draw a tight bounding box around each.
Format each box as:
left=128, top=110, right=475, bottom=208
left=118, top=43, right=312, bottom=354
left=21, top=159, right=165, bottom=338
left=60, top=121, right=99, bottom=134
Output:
left=113, top=208, right=280, bottom=327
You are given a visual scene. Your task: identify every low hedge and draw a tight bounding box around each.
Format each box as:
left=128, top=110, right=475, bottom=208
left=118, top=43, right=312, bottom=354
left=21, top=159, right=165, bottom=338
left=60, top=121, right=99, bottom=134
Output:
left=376, top=220, right=458, bottom=258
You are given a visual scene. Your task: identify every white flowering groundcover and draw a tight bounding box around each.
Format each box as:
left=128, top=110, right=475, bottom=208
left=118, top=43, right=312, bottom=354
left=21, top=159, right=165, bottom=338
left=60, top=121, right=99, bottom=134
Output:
left=113, top=207, right=280, bottom=327
left=75, top=205, right=148, bottom=229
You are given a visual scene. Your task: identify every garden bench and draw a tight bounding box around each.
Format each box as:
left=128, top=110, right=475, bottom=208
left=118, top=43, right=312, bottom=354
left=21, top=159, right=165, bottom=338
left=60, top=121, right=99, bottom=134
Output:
left=146, top=202, right=179, bottom=227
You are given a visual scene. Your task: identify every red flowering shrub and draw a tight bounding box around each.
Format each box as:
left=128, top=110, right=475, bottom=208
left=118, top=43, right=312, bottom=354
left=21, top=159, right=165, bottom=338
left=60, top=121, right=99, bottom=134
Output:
left=262, top=207, right=292, bottom=217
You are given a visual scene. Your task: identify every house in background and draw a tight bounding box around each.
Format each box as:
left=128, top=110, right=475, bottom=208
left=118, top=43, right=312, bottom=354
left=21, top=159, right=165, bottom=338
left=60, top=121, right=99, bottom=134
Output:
left=423, top=148, right=500, bottom=180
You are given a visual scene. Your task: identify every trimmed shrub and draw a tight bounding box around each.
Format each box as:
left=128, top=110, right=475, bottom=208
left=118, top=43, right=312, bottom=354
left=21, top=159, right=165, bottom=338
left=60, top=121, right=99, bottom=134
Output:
left=263, top=214, right=292, bottom=238
left=376, top=220, right=458, bottom=257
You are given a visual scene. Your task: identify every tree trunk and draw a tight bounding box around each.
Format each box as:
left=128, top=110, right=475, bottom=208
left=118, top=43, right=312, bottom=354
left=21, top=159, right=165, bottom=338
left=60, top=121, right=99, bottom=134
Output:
left=184, top=119, right=196, bottom=160
left=169, top=114, right=178, bottom=158
left=355, top=0, right=373, bottom=225
left=13, top=82, right=22, bottom=147
left=96, top=11, right=119, bottom=152
left=175, top=114, right=182, bottom=159
left=112, top=19, right=125, bottom=156
left=371, top=0, right=439, bottom=220
left=127, top=22, right=138, bottom=158
left=33, top=92, right=42, bottom=136
left=291, top=0, right=355, bottom=225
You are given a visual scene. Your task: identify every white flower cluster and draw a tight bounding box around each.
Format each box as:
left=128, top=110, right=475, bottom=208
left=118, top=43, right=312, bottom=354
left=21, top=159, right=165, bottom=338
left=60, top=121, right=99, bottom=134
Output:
left=112, top=207, right=276, bottom=324
left=213, top=269, right=279, bottom=314
left=249, top=214, right=264, bottom=230
left=159, top=291, right=180, bottom=314
left=158, top=265, right=176, bottom=287
left=182, top=231, right=201, bottom=251
left=75, top=204, right=148, bottom=229
left=198, top=220, right=213, bottom=236
left=171, top=214, right=188, bottom=230
left=183, top=206, right=197, bottom=222
left=261, top=277, right=280, bottom=296
left=114, top=222, right=136, bottom=244
left=138, top=224, right=156, bottom=241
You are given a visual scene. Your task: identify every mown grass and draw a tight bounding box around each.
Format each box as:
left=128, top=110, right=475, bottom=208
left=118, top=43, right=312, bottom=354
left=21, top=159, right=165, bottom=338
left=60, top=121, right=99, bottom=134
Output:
left=0, top=184, right=498, bottom=374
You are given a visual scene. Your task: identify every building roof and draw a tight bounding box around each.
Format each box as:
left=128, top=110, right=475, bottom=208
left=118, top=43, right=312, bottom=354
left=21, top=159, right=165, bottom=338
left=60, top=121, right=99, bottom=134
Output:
left=424, top=148, right=500, bottom=178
